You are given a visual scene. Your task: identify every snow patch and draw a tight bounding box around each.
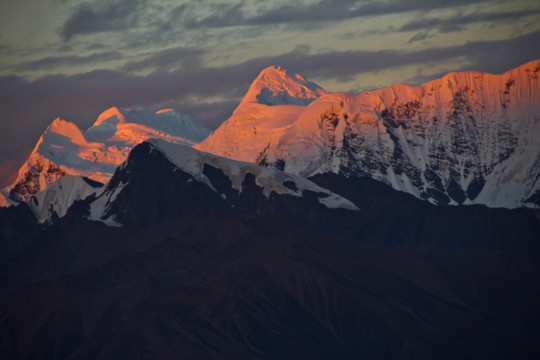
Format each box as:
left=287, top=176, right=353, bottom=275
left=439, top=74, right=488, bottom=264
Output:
left=151, top=139, right=358, bottom=211
left=27, top=176, right=101, bottom=223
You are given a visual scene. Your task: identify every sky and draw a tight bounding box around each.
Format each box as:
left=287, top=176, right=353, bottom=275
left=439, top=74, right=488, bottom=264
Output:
left=1, top=0, right=540, bottom=187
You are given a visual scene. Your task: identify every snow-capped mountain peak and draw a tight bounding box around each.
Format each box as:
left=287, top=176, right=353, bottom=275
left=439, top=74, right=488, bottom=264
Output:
left=4, top=61, right=540, bottom=211
left=48, top=117, right=87, bottom=141
left=87, top=107, right=209, bottom=144
left=242, top=65, right=328, bottom=106
left=195, top=66, right=328, bottom=163
left=92, top=106, right=127, bottom=126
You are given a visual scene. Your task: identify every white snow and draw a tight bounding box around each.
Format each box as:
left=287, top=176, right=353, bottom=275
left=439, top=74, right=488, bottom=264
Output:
left=4, top=61, right=540, bottom=212
left=26, top=176, right=100, bottom=223
left=86, top=175, right=127, bottom=227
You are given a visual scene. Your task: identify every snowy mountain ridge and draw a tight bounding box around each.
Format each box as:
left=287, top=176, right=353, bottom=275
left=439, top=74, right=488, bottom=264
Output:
left=198, top=60, right=540, bottom=208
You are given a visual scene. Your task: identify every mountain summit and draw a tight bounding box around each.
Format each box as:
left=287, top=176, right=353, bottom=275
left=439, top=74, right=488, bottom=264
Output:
left=195, top=66, right=327, bottom=162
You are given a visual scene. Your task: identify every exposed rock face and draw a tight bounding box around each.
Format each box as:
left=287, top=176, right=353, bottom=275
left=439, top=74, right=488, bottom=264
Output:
left=9, top=159, right=67, bottom=203
left=5, top=61, right=539, bottom=209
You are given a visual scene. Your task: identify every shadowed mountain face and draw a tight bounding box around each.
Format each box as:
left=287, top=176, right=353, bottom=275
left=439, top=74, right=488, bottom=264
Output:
left=1, top=141, right=540, bottom=359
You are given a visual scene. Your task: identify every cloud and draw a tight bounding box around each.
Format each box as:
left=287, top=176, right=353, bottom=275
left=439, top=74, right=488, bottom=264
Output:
left=60, top=0, right=147, bottom=42
left=8, top=51, right=123, bottom=72
left=398, top=8, right=540, bottom=34
left=276, top=29, right=540, bottom=81
left=168, top=0, right=497, bottom=29
left=121, top=47, right=204, bottom=72
left=175, top=99, right=240, bottom=130
left=408, top=32, right=433, bottom=43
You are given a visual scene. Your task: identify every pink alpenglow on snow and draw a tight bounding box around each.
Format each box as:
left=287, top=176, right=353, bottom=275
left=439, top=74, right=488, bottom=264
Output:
left=1, top=107, right=210, bottom=204
left=198, top=61, right=540, bottom=208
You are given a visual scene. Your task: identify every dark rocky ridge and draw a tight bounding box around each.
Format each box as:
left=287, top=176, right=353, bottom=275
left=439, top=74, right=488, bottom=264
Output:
left=94, top=142, right=357, bottom=229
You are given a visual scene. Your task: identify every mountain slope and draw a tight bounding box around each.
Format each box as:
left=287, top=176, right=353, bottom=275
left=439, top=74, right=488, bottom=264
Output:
left=2, top=107, right=209, bottom=204
left=199, top=60, right=540, bottom=208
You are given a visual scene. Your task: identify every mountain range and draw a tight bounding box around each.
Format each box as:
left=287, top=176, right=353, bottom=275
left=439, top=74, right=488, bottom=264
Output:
left=2, top=60, right=539, bottom=217
left=1, top=60, right=540, bottom=359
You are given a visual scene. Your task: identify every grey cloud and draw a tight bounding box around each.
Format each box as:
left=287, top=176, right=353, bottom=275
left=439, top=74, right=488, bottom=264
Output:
left=170, top=0, right=496, bottom=29
left=174, top=99, right=239, bottom=130
left=408, top=32, right=433, bottom=43
left=439, top=23, right=464, bottom=33
left=351, top=0, right=493, bottom=15
left=60, top=0, right=147, bottom=42
left=242, top=29, right=540, bottom=83
left=8, top=51, right=123, bottom=72
left=121, top=47, right=204, bottom=72
left=399, top=9, right=540, bottom=33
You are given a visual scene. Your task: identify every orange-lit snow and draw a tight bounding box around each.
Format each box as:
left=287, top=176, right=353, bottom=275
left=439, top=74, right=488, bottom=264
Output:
left=3, top=107, right=210, bottom=202
left=196, top=65, right=328, bottom=161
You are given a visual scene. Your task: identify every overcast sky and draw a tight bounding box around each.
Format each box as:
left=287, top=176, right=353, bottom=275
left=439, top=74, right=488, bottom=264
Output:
left=1, top=0, right=540, bottom=186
